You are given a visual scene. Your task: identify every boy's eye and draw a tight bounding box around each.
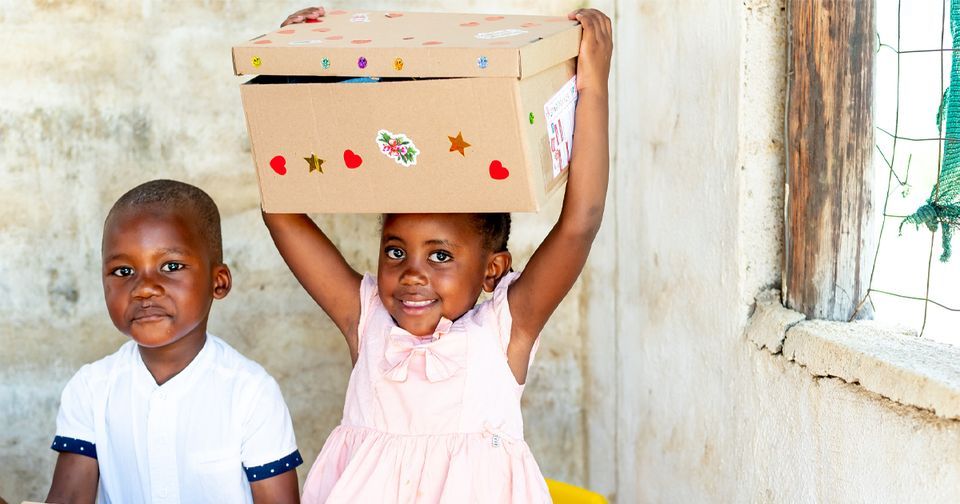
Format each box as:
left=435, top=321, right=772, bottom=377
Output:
left=110, top=266, right=134, bottom=277
left=385, top=247, right=405, bottom=260
left=428, top=251, right=452, bottom=263
left=161, top=262, right=185, bottom=272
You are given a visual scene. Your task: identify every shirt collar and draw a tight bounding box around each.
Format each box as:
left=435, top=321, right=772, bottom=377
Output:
left=134, top=334, right=213, bottom=398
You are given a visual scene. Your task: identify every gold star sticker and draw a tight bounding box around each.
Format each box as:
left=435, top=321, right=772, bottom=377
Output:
left=448, top=131, right=471, bottom=156
left=305, top=153, right=324, bottom=173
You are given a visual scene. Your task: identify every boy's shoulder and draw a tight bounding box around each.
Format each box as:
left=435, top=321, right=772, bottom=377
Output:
left=70, top=339, right=139, bottom=385
left=203, top=334, right=277, bottom=385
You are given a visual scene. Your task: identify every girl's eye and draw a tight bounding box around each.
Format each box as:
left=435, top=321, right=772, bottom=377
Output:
left=111, top=266, right=134, bottom=277
left=161, top=262, right=185, bottom=272
left=428, top=251, right=452, bottom=263
left=385, top=247, right=405, bottom=260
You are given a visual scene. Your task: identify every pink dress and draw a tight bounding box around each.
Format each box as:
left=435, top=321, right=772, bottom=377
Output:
left=301, top=272, right=551, bottom=503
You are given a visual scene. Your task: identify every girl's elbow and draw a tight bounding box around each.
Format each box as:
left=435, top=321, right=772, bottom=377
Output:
left=559, top=211, right=604, bottom=243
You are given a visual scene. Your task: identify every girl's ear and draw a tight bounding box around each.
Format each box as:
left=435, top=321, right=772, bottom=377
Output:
left=482, top=251, right=512, bottom=293
left=212, top=264, right=233, bottom=299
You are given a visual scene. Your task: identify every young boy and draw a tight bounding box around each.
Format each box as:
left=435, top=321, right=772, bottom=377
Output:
left=46, top=180, right=302, bottom=504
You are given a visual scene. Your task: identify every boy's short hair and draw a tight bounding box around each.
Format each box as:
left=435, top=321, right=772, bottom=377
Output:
left=471, top=213, right=511, bottom=253
left=106, top=179, right=223, bottom=263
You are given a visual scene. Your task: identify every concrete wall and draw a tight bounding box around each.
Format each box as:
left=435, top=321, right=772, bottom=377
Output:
left=7, top=1, right=960, bottom=503
left=607, top=0, right=960, bottom=503
left=0, top=1, right=603, bottom=501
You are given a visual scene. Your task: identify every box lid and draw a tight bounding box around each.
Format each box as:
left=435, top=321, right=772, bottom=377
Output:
left=232, top=10, right=581, bottom=79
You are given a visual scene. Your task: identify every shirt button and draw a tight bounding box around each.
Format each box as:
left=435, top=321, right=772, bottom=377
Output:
left=157, top=391, right=167, bottom=400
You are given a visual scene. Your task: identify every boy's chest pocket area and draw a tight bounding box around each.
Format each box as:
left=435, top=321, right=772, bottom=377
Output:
left=186, top=448, right=240, bottom=475
left=184, top=449, right=248, bottom=502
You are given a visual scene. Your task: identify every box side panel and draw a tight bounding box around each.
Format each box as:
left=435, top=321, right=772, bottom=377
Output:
left=518, top=25, right=581, bottom=79
left=517, top=59, right=578, bottom=206
left=243, top=78, right=534, bottom=213
left=238, top=83, right=270, bottom=210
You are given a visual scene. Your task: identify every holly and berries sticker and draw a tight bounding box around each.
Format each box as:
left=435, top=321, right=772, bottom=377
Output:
left=376, top=129, right=419, bottom=167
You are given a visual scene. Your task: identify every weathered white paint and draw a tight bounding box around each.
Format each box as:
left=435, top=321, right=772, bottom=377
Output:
left=783, top=319, right=960, bottom=421
left=745, top=289, right=805, bottom=354
left=611, top=0, right=960, bottom=502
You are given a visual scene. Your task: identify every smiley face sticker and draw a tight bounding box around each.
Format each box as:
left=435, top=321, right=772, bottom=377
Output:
left=252, top=56, right=262, bottom=68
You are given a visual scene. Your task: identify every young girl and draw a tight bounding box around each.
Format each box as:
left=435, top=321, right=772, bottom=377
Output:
left=267, top=7, right=612, bottom=503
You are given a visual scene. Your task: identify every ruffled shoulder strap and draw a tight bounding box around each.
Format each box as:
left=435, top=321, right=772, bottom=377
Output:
left=489, top=271, right=522, bottom=354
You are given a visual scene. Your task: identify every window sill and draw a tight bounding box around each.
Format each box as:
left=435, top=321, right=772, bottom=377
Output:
left=746, top=290, right=960, bottom=420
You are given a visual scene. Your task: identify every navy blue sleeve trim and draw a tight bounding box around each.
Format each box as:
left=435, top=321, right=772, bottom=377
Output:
left=245, top=450, right=303, bottom=482
left=51, top=435, right=97, bottom=459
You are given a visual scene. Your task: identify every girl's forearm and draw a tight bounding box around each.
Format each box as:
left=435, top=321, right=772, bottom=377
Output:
left=557, top=89, right=610, bottom=238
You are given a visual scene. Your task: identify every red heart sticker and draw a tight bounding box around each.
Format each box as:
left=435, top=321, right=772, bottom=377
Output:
left=343, top=150, right=363, bottom=169
left=489, top=160, right=509, bottom=180
left=269, top=155, right=287, bottom=175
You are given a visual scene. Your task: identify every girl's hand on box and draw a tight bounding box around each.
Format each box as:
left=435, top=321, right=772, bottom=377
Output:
left=568, top=8, right=613, bottom=96
left=281, top=6, right=325, bottom=26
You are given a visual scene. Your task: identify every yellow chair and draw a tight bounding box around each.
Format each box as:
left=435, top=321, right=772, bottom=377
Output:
left=545, top=479, right=608, bottom=504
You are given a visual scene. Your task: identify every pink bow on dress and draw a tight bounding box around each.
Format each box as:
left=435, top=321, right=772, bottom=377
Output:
left=382, top=318, right=466, bottom=382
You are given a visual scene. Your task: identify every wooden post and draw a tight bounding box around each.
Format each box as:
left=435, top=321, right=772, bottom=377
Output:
left=786, top=0, right=875, bottom=321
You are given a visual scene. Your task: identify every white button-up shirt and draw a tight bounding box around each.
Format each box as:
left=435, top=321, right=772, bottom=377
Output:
left=52, top=334, right=301, bottom=503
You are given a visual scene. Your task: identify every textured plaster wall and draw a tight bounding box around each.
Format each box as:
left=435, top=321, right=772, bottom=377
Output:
left=609, top=0, right=960, bottom=503
left=0, top=1, right=607, bottom=501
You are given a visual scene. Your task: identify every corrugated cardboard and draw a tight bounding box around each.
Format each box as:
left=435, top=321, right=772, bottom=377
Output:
left=234, top=10, right=581, bottom=213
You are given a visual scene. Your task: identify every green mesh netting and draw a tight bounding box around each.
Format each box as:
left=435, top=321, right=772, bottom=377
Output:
left=901, top=0, right=960, bottom=261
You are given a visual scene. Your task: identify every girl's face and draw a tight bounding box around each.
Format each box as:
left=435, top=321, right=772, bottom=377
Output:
left=378, top=213, right=508, bottom=337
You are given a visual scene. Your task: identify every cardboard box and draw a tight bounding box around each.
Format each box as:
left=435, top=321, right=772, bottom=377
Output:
left=233, top=10, right=581, bottom=213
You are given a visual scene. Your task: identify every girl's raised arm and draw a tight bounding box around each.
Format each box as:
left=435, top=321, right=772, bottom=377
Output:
left=507, top=9, right=613, bottom=361
left=264, top=8, right=364, bottom=360
left=263, top=213, right=362, bottom=361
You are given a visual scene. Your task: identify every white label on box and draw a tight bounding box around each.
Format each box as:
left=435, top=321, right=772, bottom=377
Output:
left=544, top=76, right=578, bottom=178
left=289, top=39, right=325, bottom=45
left=350, top=13, right=370, bottom=23
left=475, top=29, right=528, bottom=40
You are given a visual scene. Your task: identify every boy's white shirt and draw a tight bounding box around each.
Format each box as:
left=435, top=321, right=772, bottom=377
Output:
left=53, top=334, right=300, bottom=504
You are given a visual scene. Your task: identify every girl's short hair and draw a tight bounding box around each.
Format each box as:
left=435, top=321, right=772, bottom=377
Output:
left=471, top=213, right=511, bottom=253
left=380, top=213, right=511, bottom=253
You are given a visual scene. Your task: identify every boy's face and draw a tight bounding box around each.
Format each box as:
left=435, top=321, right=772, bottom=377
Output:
left=101, top=206, right=230, bottom=349
left=378, top=213, right=509, bottom=337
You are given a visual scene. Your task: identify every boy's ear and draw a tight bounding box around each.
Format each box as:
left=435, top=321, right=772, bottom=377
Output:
left=482, top=251, right=512, bottom=293
left=212, top=264, right=232, bottom=299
